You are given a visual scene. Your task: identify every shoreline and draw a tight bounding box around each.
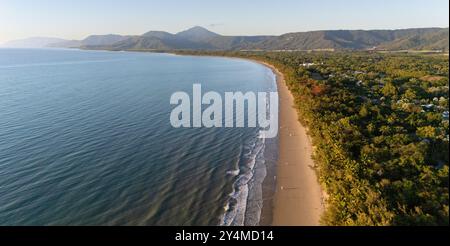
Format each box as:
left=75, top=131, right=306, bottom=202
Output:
left=166, top=51, right=325, bottom=225
left=254, top=60, right=324, bottom=226
left=73, top=48, right=325, bottom=225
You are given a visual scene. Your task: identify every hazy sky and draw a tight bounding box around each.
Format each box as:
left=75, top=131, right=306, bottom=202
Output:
left=0, top=0, right=448, bottom=43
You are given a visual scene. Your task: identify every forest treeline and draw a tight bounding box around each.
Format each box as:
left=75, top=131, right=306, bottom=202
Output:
left=177, top=50, right=449, bottom=226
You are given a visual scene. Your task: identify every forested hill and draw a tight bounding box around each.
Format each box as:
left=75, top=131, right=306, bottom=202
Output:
left=254, top=28, right=449, bottom=51
left=77, top=26, right=449, bottom=52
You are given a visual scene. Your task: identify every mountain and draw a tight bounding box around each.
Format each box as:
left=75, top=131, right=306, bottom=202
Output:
left=101, top=35, right=206, bottom=51
left=252, top=28, right=449, bottom=51
left=175, top=26, right=221, bottom=42
left=100, top=27, right=448, bottom=52
left=98, top=27, right=222, bottom=50
left=81, top=34, right=129, bottom=46
left=2, top=34, right=128, bottom=49
left=102, top=27, right=275, bottom=51
left=49, top=34, right=129, bottom=48
left=7, top=27, right=448, bottom=52
left=1, top=37, right=69, bottom=48
left=377, top=28, right=449, bottom=51
left=199, top=35, right=275, bottom=50
left=143, top=31, right=176, bottom=39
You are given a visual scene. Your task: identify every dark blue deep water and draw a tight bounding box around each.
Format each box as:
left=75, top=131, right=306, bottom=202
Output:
left=0, top=48, right=277, bottom=225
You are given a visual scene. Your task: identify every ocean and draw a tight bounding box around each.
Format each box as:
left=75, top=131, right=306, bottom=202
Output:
left=0, top=48, right=277, bottom=226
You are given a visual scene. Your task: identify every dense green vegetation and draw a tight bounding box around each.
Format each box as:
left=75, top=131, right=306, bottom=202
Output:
left=180, top=50, right=449, bottom=225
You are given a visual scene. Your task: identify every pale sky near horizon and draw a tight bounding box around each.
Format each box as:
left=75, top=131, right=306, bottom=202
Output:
left=0, top=0, right=448, bottom=43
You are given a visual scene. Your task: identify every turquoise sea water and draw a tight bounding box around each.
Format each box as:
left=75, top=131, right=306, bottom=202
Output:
left=0, top=48, right=277, bottom=225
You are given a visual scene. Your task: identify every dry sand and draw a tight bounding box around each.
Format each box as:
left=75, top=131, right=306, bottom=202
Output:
left=259, top=61, right=324, bottom=226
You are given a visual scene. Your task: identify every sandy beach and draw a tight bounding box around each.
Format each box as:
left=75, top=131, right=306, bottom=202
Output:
left=170, top=54, right=325, bottom=225
left=259, top=61, right=324, bottom=226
